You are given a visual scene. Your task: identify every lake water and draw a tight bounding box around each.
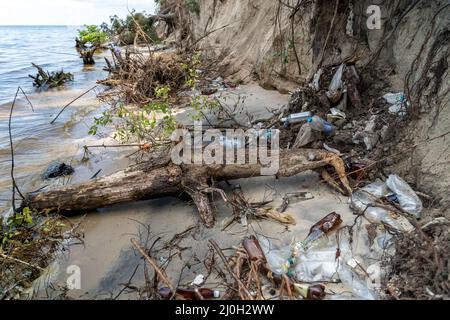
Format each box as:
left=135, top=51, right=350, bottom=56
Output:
left=0, top=25, right=118, bottom=210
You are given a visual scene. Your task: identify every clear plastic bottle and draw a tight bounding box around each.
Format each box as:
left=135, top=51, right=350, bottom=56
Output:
left=307, top=116, right=335, bottom=135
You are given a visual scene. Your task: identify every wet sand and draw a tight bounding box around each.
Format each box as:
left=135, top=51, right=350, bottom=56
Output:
left=27, top=84, right=381, bottom=300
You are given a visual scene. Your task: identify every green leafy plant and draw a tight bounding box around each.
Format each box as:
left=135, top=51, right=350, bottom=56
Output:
left=78, top=25, right=108, bottom=47
left=90, top=86, right=176, bottom=143
left=106, top=11, right=160, bottom=45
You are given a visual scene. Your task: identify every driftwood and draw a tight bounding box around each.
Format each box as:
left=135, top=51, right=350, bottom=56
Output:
left=29, top=63, right=73, bottom=88
left=24, top=149, right=351, bottom=228
left=79, top=46, right=97, bottom=65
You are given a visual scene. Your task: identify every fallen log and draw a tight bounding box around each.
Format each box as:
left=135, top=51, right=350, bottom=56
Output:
left=24, top=149, right=351, bottom=228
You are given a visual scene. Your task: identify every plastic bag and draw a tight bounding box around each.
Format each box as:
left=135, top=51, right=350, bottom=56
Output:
left=350, top=182, right=415, bottom=233
left=386, top=175, right=422, bottom=219
left=326, top=64, right=345, bottom=103
left=258, top=236, right=291, bottom=275
left=383, top=92, right=408, bottom=115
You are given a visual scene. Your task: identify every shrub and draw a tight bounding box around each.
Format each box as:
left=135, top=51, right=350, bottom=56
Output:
left=77, top=25, right=108, bottom=47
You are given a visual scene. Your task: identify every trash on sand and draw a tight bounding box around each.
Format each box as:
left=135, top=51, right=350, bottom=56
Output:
left=243, top=235, right=267, bottom=262
left=350, top=181, right=415, bottom=233
left=281, top=111, right=312, bottom=126
left=386, top=175, right=423, bottom=219
left=302, top=212, right=343, bottom=248
left=293, top=283, right=326, bottom=300
left=310, top=68, right=323, bottom=91
left=336, top=90, right=348, bottom=111
left=307, top=116, right=335, bottom=135
left=323, top=143, right=341, bottom=155
left=293, top=123, right=319, bottom=148
left=278, top=192, right=314, bottom=213
left=258, top=227, right=377, bottom=300
left=330, top=108, right=346, bottom=119
left=346, top=65, right=362, bottom=109
left=240, top=236, right=326, bottom=300
left=352, top=116, right=380, bottom=151
left=383, top=92, right=409, bottom=115
left=159, top=287, right=220, bottom=300
left=191, top=274, right=205, bottom=286
left=326, top=63, right=345, bottom=103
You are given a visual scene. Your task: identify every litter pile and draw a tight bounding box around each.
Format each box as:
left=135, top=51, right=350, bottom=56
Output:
left=276, top=63, right=408, bottom=169
left=127, top=170, right=446, bottom=300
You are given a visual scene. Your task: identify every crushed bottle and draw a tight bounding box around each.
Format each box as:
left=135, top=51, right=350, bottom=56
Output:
left=307, top=116, right=335, bottom=135
left=386, top=175, right=422, bottom=219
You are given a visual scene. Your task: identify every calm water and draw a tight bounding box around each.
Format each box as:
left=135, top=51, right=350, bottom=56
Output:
left=0, top=26, right=110, bottom=104
left=0, top=26, right=116, bottom=210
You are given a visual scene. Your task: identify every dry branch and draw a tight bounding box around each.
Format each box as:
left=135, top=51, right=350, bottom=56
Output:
left=24, top=149, right=351, bottom=227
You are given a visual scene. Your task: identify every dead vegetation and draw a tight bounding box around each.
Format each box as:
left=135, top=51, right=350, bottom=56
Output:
left=28, top=63, right=73, bottom=89
left=99, top=49, right=187, bottom=106
left=0, top=211, right=82, bottom=299
left=387, top=219, right=450, bottom=300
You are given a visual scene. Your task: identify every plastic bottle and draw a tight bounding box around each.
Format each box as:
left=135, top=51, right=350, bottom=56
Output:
left=307, top=116, right=335, bottom=135
left=281, top=112, right=312, bottom=127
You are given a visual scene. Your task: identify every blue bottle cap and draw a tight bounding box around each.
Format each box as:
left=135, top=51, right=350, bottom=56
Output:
left=307, top=117, right=313, bottom=123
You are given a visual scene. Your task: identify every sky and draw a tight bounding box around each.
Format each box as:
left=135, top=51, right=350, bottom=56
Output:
left=0, top=0, right=157, bottom=26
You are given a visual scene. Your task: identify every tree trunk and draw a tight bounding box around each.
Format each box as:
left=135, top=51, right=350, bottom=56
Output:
left=24, top=149, right=351, bottom=228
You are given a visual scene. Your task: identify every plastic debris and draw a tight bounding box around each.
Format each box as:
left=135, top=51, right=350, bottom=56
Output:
left=293, top=123, right=319, bottom=148
left=323, top=143, right=341, bottom=155
left=310, top=68, right=323, bottom=91
left=281, top=111, right=312, bottom=127
left=258, top=227, right=377, bottom=300
left=307, top=116, right=335, bottom=135
left=218, top=136, right=243, bottom=148
left=350, top=181, right=415, bottom=233
left=191, top=274, right=205, bottom=286
left=326, top=63, right=345, bottom=103
left=386, top=175, right=423, bottom=219
left=293, top=283, right=326, bottom=300
left=383, top=92, right=409, bottom=115
left=352, top=115, right=380, bottom=151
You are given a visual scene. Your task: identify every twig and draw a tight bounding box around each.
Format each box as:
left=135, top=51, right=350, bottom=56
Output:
left=209, top=239, right=253, bottom=300
left=9, top=88, right=25, bottom=211
left=18, top=87, right=35, bottom=112
left=50, top=85, right=98, bottom=124
left=131, top=239, right=176, bottom=296
left=0, top=253, right=45, bottom=272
